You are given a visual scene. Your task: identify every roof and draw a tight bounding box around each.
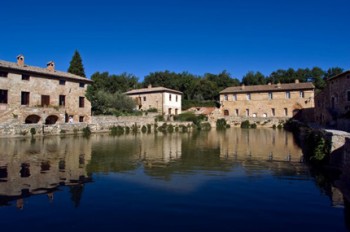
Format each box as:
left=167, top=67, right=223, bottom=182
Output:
left=186, top=107, right=216, bottom=115
left=327, top=70, right=350, bottom=81
left=0, top=60, right=92, bottom=83
left=220, top=82, right=314, bottom=94
left=125, top=86, right=182, bottom=95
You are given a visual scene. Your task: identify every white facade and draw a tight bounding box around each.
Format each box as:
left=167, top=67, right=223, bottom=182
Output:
left=125, top=86, right=182, bottom=116
left=163, top=92, right=182, bottom=115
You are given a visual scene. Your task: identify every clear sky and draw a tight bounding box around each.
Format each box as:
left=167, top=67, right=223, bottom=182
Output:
left=1, top=0, right=349, bottom=81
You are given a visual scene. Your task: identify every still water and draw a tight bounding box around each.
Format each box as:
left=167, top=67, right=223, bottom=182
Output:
left=0, top=128, right=348, bottom=231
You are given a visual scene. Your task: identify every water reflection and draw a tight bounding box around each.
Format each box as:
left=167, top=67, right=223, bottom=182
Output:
left=0, top=128, right=348, bottom=214
left=0, top=137, right=92, bottom=208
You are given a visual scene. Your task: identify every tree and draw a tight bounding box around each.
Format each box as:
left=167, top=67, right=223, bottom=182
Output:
left=324, top=67, right=344, bottom=80
left=68, top=50, right=86, bottom=77
left=242, top=71, right=266, bottom=85
left=86, top=72, right=139, bottom=114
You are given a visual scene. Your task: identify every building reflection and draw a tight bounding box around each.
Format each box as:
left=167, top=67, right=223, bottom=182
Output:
left=0, top=129, right=349, bottom=219
left=217, top=128, right=303, bottom=162
left=0, top=136, right=92, bottom=209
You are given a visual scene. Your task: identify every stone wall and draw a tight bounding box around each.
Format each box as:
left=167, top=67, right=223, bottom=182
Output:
left=0, top=70, right=91, bottom=124
left=220, top=89, right=314, bottom=119
left=0, top=114, right=193, bottom=138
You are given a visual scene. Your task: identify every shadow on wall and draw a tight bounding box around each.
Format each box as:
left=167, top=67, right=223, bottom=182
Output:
left=293, top=108, right=314, bottom=123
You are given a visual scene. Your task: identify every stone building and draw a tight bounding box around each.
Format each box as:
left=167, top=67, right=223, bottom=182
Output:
left=315, top=70, right=350, bottom=128
left=125, top=85, right=182, bottom=116
left=219, top=80, right=315, bottom=120
left=0, top=55, right=92, bottom=124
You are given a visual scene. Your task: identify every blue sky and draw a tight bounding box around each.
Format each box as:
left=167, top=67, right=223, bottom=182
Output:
left=1, top=0, right=349, bottom=81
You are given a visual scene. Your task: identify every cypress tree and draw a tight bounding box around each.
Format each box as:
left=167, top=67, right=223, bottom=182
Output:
left=68, top=50, right=86, bottom=77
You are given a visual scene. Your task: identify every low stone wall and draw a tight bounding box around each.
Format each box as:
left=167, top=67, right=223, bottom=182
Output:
left=0, top=114, right=193, bottom=138
left=212, top=116, right=289, bottom=128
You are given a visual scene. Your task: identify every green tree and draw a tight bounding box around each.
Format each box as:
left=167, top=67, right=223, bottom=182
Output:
left=68, top=50, right=86, bottom=77
left=310, top=67, right=326, bottom=90
left=86, top=72, right=139, bottom=114
left=324, top=67, right=344, bottom=80
left=242, top=71, right=266, bottom=85
left=204, top=70, right=240, bottom=90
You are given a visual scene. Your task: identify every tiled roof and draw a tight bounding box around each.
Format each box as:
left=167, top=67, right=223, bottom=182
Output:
left=125, top=86, right=182, bottom=95
left=0, top=60, right=92, bottom=83
left=220, top=82, right=314, bottom=94
left=327, top=70, right=350, bottom=81
left=186, top=107, right=216, bottom=115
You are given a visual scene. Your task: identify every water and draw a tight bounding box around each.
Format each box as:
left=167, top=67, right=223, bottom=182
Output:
left=0, top=128, right=348, bottom=231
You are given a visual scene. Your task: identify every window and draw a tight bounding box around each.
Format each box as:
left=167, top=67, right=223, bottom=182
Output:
left=285, top=91, right=290, bottom=99
left=233, top=94, right=237, bottom=101
left=59, top=80, right=66, bottom=85
left=246, top=93, right=251, bottom=100
left=59, top=95, right=65, bottom=106
left=176, top=95, right=178, bottom=102
left=299, top=91, right=304, bottom=98
left=143, top=96, right=146, bottom=101
left=169, top=94, right=172, bottom=101
left=79, top=97, right=85, bottom=108
left=175, top=109, right=178, bottom=115
left=347, top=91, right=350, bottom=102
left=22, top=74, right=30, bottom=81
left=79, top=116, right=84, bottom=122
left=271, top=108, right=275, bottom=116
left=79, top=82, right=85, bottom=88
left=224, top=110, right=229, bottom=116
left=235, top=109, right=239, bottom=116
left=246, top=109, right=249, bottom=116
left=21, top=92, right=30, bottom=105
left=268, top=92, right=273, bottom=100
left=284, top=108, right=288, bottom=116
left=41, top=95, right=50, bottom=106
left=0, top=71, right=8, bottom=78
left=224, top=94, right=228, bottom=101
left=168, top=108, right=172, bottom=115
left=0, top=89, right=8, bottom=104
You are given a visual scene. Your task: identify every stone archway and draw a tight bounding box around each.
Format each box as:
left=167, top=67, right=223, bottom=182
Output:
left=45, top=115, right=59, bottom=125
left=25, top=115, right=41, bottom=124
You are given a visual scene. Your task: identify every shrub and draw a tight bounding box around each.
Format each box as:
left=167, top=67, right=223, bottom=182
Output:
left=30, top=128, right=36, bottom=137
left=82, top=126, right=91, bottom=137
left=155, top=115, right=164, bottom=122
left=141, top=125, right=147, bottom=133
left=158, top=123, right=167, bottom=133
left=304, top=130, right=331, bottom=164
left=131, top=124, right=139, bottom=134
left=241, top=120, right=250, bottom=129
left=216, top=119, right=227, bottom=129
left=147, top=108, right=158, bottom=113
left=147, top=124, right=152, bottom=132
left=167, top=124, right=174, bottom=133
left=201, top=122, right=211, bottom=131
left=250, top=123, right=257, bottom=129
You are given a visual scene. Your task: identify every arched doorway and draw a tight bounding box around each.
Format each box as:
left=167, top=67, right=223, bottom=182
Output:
left=25, top=115, right=40, bottom=124
left=45, top=115, right=59, bottom=125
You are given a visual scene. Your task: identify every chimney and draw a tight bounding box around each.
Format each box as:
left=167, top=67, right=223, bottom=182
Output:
left=276, top=82, right=281, bottom=88
left=17, top=55, right=24, bottom=66
left=241, top=84, right=245, bottom=90
left=47, top=61, right=55, bottom=72
left=268, top=82, right=271, bottom=85
left=148, top=84, right=152, bottom=89
left=295, top=79, right=299, bottom=84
